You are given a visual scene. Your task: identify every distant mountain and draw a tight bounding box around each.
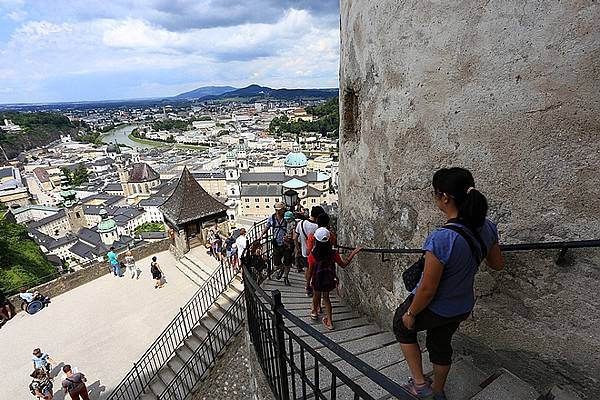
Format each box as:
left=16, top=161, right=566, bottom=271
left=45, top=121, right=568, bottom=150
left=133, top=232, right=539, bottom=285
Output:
left=174, top=86, right=237, bottom=99
left=182, top=84, right=339, bottom=102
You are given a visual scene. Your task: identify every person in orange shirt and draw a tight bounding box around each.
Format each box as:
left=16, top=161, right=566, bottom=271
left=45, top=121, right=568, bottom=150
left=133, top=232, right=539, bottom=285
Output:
left=305, top=213, right=337, bottom=289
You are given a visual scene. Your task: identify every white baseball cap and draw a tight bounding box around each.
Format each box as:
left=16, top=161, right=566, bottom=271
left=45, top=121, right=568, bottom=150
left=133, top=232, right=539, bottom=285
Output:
left=314, top=227, right=330, bottom=243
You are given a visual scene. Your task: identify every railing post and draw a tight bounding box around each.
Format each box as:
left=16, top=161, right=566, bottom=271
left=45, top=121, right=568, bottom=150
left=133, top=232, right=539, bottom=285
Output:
left=133, top=362, right=144, bottom=395
left=272, top=290, right=290, bottom=400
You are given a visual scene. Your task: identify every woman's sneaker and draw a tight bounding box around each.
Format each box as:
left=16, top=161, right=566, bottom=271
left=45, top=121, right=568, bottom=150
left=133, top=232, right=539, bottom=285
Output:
left=402, top=377, right=433, bottom=399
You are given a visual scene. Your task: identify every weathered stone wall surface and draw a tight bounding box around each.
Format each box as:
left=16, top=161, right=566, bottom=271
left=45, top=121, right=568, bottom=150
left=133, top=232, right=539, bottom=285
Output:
left=8, top=239, right=171, bottom=312
left=338, top=1, right=599, bottom=398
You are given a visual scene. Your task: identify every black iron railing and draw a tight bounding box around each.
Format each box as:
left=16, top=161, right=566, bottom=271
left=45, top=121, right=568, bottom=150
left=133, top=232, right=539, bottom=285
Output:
left=108, top=259, right=238, bottom=400
left=243, top=219, right=417, bottom=400
left=158, top=293, right=246, bottom=399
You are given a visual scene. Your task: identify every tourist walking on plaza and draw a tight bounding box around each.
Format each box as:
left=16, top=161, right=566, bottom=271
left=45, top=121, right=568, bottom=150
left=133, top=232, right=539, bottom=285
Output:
left=309, top=227, right=361, bottom=330
left=32, top=348, right=56, bottom=375
left=124, top=250, right=138, bottom=279
left=107, top=247, right=120, bottom=277
left=393, top=167, right=504, bottom=399
left=295, top=206, right=324, bottom=295
left=61, top=365, right=89, bottom=400
left=29, top=368, right=53, bottom=399
left=262, top=202, right=292, bottom=284
left=150, top=256, right=164, bottom=289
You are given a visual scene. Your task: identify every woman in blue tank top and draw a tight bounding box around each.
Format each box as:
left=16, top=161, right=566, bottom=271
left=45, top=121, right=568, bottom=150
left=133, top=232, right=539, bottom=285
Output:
left=393, top=168, right=505, bottom=399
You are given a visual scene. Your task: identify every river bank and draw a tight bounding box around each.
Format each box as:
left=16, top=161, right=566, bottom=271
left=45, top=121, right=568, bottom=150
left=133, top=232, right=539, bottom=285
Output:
left=127, top=133, right=208, bottom=151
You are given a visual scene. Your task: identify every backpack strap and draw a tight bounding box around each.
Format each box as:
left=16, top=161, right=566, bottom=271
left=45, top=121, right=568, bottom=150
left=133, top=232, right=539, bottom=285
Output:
left=442, top=224, right=487, bottom=264
left=300, top=220, right=308, bottom=240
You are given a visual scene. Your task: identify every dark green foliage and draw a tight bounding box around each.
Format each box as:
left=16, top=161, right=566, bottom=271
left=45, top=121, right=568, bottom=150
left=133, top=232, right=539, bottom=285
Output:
left=152, top=119, right=190, bottom=132
left=134, top=222, right=166, bottom=234
left=0, top=209, right=57, bottom=295
left=60, top=166, right=89, bottom=187
left=269, top=97, right=339, bottom=137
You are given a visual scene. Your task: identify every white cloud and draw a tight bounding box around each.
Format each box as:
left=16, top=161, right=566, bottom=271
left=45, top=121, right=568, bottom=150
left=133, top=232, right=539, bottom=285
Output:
left=0, top=4, right=339, bottom=102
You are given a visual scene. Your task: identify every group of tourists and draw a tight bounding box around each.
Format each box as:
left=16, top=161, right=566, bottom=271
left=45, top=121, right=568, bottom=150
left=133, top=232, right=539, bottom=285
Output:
left=207, top=227, right=248, bottom=271
left=259, top=201, right=362, bottom=331
left=106, top=248, right=139, bottom=279
left=106, top=248, right=165, bottom=289
left=28, top=347, right=90, bottom=400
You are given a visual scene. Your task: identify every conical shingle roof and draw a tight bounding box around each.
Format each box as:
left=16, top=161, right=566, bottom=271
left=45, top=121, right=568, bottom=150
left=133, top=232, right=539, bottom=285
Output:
left=159, top=167, right=227, bottom=227
left=128, top=163, right=160, bottom=183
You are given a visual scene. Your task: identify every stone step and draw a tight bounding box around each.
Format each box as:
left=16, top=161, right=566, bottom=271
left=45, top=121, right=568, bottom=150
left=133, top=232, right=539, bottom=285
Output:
left=180, top=257, right=211, bottom=281
left=175, top=258, right=205, bottom=286
left=471, top=368, right=540, bottom=400
left=545, top=385, right=583, bottom=400
left=185, top=253, right=219, bottom=276
left=442, top=358, right=489, bottom=400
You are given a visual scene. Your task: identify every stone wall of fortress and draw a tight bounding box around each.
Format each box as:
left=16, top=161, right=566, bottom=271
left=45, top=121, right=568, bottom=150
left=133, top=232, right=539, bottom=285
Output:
left=337, top=1, right=599, bottom=397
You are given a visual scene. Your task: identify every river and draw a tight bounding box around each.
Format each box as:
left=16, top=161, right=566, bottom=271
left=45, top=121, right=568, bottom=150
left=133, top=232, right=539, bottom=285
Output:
left=101, top=124, right=156, bottom=150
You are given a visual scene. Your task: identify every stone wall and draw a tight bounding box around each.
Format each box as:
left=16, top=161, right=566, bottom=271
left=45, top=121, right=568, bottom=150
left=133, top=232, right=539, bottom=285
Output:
left=8, top=239, right=171, bottom=312
left=338, top=1, right=599, bottom=398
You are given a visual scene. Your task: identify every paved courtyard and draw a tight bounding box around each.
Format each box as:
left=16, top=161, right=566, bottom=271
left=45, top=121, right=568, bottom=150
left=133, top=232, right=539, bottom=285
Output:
left=0, top=249, right=198, bottom=400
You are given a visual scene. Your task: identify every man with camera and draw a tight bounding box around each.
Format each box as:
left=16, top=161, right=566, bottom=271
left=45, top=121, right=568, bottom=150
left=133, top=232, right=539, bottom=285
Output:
left=262, top=202, right=293, bottom=286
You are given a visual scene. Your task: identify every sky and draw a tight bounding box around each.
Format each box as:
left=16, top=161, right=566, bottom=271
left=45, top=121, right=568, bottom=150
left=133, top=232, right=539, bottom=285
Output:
left=0, top=0, right=340, bottom=104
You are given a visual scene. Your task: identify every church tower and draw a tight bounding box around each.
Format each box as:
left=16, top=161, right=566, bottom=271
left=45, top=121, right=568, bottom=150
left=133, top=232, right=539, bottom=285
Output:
left=236, top=139, right=249, bottom=172
left=60, top=170, right=86, bottom=232
left=118, top=163, right=130, bottom=197
left=225, top=150, right=240, bottom=198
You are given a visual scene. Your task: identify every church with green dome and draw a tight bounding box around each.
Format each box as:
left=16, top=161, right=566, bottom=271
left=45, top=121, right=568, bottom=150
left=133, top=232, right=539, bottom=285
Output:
left=225, top=141, right=334, bottom=218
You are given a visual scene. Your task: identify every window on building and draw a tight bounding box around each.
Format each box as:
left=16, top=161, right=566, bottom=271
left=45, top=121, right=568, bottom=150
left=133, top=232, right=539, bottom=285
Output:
left=231, top=189, right=235, bottom=195
left=76, top=212, right=81, bottom=218
left=275, top=198, right=280, bottom=202
left=245, top=198, right=249, bottom=203
left=255, top=198, right=259, bottom=202
left=265, top=198, right=269, bottom=202
left=311, top=199, right=316, bottom=203
left=246, top=205, right=250, bottom=209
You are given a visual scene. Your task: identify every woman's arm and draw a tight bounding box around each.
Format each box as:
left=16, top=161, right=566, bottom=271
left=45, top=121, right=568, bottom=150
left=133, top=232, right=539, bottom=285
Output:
left=402, top=251, right=443, bottom=329
left=485, top=242, right=504, bottom=271
left=337, top=247, right=363, bottom=268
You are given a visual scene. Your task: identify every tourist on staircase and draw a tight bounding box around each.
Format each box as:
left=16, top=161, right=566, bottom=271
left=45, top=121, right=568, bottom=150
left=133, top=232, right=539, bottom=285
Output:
left=309, top=227, right=362, bottom=330
left=283, top=210, right=297, bottom=282
left=234, top=228, right=248, bottom=271
left=393, top=167, right=505, bottom=399
left=295, top=206, right=324, bottom=295
left=262, top=202, right=293, bottom=286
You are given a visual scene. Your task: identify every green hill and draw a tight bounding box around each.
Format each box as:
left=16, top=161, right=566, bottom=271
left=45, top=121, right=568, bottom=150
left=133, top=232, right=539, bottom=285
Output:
left=0, top=207, right=57, bottom=295
left=0, top=112, right=95, bottom=161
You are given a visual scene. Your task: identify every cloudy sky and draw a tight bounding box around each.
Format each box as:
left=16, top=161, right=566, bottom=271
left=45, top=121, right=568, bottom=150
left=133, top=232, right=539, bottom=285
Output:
left=0, top=0, right=340, bottom=104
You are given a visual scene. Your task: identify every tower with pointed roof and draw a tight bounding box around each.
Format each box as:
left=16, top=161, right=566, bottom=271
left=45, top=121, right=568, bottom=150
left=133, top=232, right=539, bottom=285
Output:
left=160, top=167, right=228, bottom=255
left=60, top=169, right=86, bottom=232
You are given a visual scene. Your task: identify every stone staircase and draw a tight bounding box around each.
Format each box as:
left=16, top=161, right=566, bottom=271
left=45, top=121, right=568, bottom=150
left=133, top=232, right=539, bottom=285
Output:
left=139, top=274, right=244, bottom=399
left=175, top=252, right=219, bottom=286
left=261, top=271, right=582, bottom=400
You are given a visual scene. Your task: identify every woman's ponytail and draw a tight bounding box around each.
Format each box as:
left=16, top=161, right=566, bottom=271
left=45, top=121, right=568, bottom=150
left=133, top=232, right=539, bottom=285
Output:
left=458, top=188, right=488, bottom=229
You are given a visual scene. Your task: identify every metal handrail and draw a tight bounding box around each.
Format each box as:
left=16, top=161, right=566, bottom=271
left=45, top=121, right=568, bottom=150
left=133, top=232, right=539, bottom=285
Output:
left=337, top=239, right=600, bottom=254
left=244, top=219, right=418, bottom=400
left=158, top=294, right=246, bottom=399
left=107, top=257, right=237, bottom=400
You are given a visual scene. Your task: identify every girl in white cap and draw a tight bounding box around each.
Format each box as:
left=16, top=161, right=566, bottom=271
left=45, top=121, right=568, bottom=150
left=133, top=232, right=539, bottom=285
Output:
left=308, top=227, right=362, bottom=330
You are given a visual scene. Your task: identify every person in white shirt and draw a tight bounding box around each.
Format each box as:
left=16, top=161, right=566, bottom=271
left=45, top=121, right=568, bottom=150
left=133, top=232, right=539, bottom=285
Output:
left=294, top=206, right=324, bottom=296
left=234, top=228, right=247, bottom=271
